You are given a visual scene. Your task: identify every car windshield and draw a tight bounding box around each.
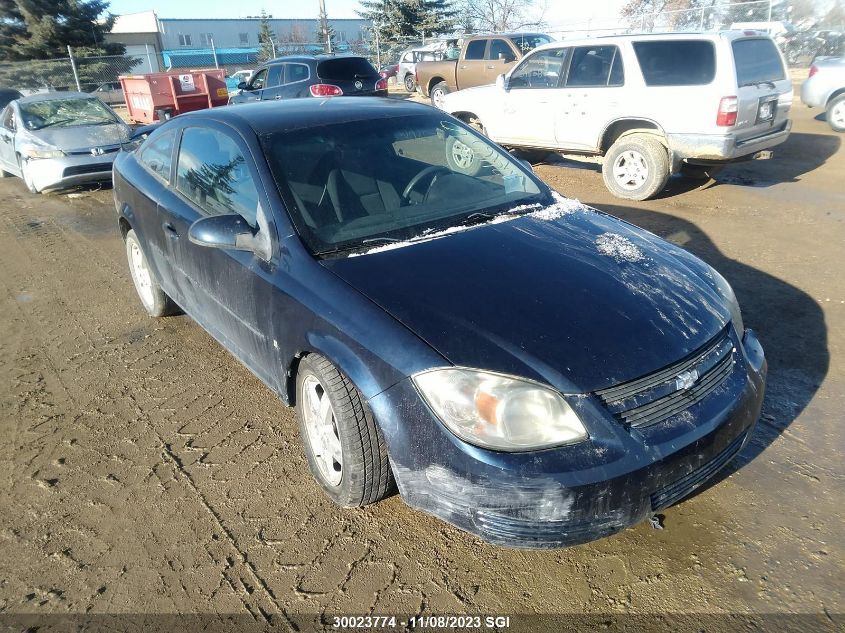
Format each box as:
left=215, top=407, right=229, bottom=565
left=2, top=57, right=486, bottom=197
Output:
left=19, top=97, right=118, bottom=130
left=262, top=113, right=548, bottom=256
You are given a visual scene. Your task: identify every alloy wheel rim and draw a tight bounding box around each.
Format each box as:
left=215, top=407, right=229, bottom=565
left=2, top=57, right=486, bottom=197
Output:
left=451, top=139, right=474, bottom=170
left=832, top=101, right=845, bottom=128
left=613, top=150, right=649, bottom=190
left=432, top=89, right=445, bottom=109
left=302, top=375, right=343, bottom=486
left=129, top=239, right=155, bottom=309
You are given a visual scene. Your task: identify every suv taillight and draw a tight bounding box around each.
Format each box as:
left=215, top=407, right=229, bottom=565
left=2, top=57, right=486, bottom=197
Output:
left=808, top=65, right=818, bottom=78
left=310, top=84, right=343, bottom=97
left=375, top=77, right=387, bottom=91
left=716, top=96, right=738, bottom=127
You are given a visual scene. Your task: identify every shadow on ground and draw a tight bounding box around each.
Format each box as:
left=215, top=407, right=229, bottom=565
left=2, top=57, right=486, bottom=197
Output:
left=591, top=203, right=830, bottom=494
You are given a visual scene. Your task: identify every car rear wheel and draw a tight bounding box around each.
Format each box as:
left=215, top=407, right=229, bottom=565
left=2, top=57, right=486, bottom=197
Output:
left=602, top=134, right=669, bottom=201
left=295, top=353, right=394, bottom=507
left=680, top=163, right=725, bottom=180
left=125, top=229, right=178, bottom=317
left=430, top=81, right=450, bottom=109
left=404, top=74, right=416, bottom=92
left=827, top=94, right=845, bottom=133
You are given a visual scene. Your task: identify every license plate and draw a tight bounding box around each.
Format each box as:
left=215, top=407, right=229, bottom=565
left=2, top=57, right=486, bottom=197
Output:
left=758, top=98, right=777, bottom=122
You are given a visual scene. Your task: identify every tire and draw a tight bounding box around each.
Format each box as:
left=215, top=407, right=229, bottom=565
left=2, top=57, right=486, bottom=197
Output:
left=602, top=134, right=670, bottom=201
left=403, top=73, right=416, bottom=93
left=430, top=80, right=450, bottom=109
left=445, top=135, right=483, bottom=176
left=295, top=353, right=394, bottom=507
left=125, top=229, right=178, bottom=317
left=680, top=163, right=725, bottom=181
left=19, top=158, right=40, bottom=194
left=827, top=94, right=845, bottom=133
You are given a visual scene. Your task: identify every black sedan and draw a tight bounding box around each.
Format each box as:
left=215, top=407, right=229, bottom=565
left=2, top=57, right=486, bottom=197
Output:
left=112, top=98, right=766, bottom=548
left=228, top=55, right=387, bottom=104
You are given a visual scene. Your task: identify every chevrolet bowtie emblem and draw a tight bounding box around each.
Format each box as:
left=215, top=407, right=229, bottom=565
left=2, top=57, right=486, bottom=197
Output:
left=675, top=369, right=700, bottom=391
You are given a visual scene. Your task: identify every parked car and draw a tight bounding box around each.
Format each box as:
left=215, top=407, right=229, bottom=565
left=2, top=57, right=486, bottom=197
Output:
left=416, top=33, right=552, bottom=108
left=0, top=92, right=131, bottom=193
left=228, top=55, right=387, bottom=104
left=0, top=87, right=22, bottom=110
left=379, top=63, right=399, bottom=82
left=443, top=32, right=793, bottom=200
left=397, top=46, right=445, bottom=93
left=225, top=69, right=253, bottom=93
left=91, top=81, right=125, bottom=105
left=801, top=56, right=845, bottom=132
left=112, top=97, right=765, bottom=548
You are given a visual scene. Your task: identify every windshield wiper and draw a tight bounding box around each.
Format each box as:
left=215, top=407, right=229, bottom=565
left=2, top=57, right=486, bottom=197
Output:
left=30, top=118, right=76, bottom=130
left=741, top=80, right=777, bottom=89
left=361, top=237, right=402, bottom=245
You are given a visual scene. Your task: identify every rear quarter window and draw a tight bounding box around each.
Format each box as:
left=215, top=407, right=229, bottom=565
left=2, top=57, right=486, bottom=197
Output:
left=633, top=40, right=716, bottom=86
left=732, top=38, right=786, bottom=86
left=317, top=58, right=378, bottom=80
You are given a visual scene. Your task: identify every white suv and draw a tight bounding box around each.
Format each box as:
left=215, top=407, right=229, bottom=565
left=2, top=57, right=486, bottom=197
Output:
left=443, top=32, right=793, bottom=200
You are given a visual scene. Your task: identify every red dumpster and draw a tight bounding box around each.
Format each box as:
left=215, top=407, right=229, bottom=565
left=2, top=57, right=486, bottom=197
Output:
left=119, top=69, right=229, bottom=124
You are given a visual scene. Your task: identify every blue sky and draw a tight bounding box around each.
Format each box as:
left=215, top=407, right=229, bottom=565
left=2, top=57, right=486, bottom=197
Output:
left=106, top=0, right=628, bottom=28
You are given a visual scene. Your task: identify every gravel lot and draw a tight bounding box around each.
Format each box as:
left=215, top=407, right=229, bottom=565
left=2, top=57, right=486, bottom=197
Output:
left=0, top=100, right=842, bottom=632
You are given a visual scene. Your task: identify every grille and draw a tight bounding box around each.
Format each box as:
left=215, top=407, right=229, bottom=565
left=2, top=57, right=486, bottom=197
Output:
left=650, top=431, right=747, bottom=511
left=63, top=164, right=112, bottom=177
left=595, top=328, right=736, bottom=429
left=65, top=145, right=120, bottom=156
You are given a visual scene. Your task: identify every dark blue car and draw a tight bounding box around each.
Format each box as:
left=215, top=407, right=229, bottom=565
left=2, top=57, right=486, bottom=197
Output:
left=112, top=98, right=766, bottom=548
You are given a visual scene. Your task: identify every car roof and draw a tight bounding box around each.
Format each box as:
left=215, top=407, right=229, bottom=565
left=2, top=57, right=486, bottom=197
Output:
left=173, top=97, right=435, bottom=135
left=17, top=91, right=99, bottom=104
left=532, top=29, right=770, bottom=51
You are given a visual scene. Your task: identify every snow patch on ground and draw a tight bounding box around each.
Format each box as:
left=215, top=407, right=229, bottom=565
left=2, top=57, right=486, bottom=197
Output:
left=595, top=232, right=645, bottom=263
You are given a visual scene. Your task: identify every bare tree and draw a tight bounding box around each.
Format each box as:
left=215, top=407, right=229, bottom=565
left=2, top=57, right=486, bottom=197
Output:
left=454, top=0, right=549, bottom=32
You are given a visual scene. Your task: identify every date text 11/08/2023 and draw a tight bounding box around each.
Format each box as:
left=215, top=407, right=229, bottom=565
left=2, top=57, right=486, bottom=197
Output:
left=332, top=615, right=512, bottom=629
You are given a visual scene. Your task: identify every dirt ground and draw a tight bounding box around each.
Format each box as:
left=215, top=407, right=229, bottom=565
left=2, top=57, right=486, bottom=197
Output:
left=0, top=100, right=842, bottom=632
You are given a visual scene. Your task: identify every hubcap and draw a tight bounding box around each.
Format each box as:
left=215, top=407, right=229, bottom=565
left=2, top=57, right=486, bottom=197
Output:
left=302, top=375, right=343, bottom=486
left=128, top=239, right=155, bottom=309
left=451, top=139, right=475, bottom=170
left=612, top=150, right=649, bottom=190
left=432, top=89, right=445, bottom=109
left=832, top=101, right=845, bottom=128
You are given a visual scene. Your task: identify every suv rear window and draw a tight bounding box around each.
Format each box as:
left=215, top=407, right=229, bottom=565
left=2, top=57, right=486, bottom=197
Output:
left=732, top=38, right=785, bottom=86
left=633, top=40, right=716, bottom=86
left=317, top=58, right=378, bottom=80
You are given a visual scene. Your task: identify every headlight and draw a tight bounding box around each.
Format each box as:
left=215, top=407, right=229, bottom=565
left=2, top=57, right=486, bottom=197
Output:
left=413, top=368, right=588, bottom=451
left=20, top=146, right=64, bottom=159
left=712, top=269, right=744, bottom=336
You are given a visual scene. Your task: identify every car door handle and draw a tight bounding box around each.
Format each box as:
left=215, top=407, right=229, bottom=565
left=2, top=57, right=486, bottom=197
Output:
left=162, top=222, right=179, bottom=239
left=486, top=65, right=495, bottom=70
left=459, top=65, right=468, bottom=69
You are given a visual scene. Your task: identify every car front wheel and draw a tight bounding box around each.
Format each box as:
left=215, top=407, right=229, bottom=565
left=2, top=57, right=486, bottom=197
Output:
left=295, top=353, right=394, bottom=507
left=125, top=229, right=178, bottom=317
left=827, top=94, right=845, bottom=133
left=602, top=134, right=670, bottom=201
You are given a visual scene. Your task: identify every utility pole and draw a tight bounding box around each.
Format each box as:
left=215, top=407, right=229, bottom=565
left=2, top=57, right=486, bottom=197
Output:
left=319, top=0, right=332, bottom=54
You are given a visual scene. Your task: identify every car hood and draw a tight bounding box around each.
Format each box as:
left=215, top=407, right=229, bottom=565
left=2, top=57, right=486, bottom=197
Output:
left=322, top=207, right=731, bottom=394
left=28, top=123, right=129, bottom=152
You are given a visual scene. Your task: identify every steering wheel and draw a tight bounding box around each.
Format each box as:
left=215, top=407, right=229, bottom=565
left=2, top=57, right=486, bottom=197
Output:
left=402, top=165, right=451, bottom=202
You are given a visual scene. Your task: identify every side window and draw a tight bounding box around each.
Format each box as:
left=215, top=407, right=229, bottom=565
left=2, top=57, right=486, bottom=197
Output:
left=464, top=40, right=487, bottom=61
left=402, top=52, right=413, bottom=63
left=566, top=46, right=620, bottom=87
left=489, top=39, right=516, bottom=62
left=176, top=127, right=260, bottom=227
left=138, top=128, right=177, bottom=181
left=266, top=65, right=283, bottom=88
left=249, top=68, right=268, bottom=91
left=509, top=48, right=568, bottom=89
left=286, top=63, right=309, bottom=84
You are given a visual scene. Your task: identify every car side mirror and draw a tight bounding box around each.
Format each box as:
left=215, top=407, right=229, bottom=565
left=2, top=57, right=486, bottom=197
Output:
left=496, top=74, right=509, bottom=91
left=189, top=214, right=264, bottom=256
left=237, top=81, right=248, bottom=90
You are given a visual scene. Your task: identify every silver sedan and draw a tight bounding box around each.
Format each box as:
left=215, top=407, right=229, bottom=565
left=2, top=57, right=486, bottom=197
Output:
left=800, top=56, right=845, bottom=132
left=0, top=92, right=131, bottom=193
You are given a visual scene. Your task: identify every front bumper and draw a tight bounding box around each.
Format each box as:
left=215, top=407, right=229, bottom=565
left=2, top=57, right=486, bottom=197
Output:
left=24, top=153, right=116, bottom=192
left=369, top=329, right=766, bottom=549
left=667, top=121, right=792, bottom=163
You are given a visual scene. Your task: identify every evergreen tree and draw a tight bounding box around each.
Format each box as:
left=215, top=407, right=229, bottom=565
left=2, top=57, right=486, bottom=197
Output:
left=358, top=0, right=456, bottom=43
left=257, top=9, right=277, bottom=62
left=316, top=4, right=338, bottom=52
